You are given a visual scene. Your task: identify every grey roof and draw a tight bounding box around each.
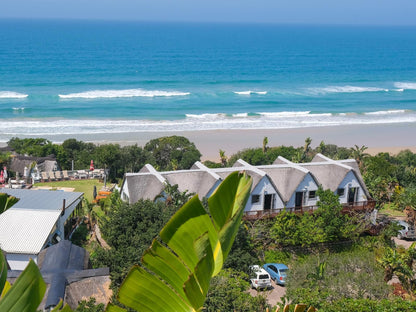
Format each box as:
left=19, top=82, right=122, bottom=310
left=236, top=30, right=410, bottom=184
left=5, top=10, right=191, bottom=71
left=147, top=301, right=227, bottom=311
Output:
left=1, top=189, right=83, bottom=211
left=162, top=170, right=218, bottom=198
left=10, top=155, right=58, bottom=175
left=212, top=167, right=264, bottom=192
left=302, top=163, right=349, bottom=191
left=260, top=166, right=308, bottom=202
left=125, top=173, right=165, bottom=202
left=29, top=240, right=109, bottom=310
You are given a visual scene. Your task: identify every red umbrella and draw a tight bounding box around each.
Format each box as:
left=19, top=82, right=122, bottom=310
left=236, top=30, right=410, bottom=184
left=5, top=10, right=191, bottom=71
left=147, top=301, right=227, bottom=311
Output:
left=0, top=170, right=3, bottom=184
left=90, top=160, right=94, bottom=171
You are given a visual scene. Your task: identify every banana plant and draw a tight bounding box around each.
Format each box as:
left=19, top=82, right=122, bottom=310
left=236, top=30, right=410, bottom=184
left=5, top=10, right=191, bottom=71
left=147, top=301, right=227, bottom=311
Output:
left=0, top=193, right=19, bottom=214
left=0, top=251, right=73, bottom=311
left=107, top=171, right=252, bottom=312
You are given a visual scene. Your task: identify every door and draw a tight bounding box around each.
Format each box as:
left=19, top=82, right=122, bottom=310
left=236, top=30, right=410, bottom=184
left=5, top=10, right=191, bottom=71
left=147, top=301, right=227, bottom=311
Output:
left=348, top=187, right=357, bottom=204
left=264, top=194, right=273, bottom=210
left=295, top=192, right=303, bottom=208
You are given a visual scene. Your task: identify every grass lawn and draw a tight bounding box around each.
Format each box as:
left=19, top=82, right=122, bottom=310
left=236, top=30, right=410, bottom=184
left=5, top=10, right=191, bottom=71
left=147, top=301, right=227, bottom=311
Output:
left=379, top=203, right=406, bottom=218
left=33, top=179, right=105, bottom=202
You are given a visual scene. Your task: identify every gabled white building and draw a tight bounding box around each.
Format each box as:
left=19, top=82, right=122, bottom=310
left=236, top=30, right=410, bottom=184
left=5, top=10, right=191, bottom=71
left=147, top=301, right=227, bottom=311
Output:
left=0, top=189, right=83, bottom=270
left=120, top=154, right=373, bottom=219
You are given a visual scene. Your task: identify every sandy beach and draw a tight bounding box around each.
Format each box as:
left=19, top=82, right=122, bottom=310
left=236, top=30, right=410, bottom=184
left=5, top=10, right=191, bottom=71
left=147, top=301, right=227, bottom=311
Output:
left=3, top=122, right=414, bottom=162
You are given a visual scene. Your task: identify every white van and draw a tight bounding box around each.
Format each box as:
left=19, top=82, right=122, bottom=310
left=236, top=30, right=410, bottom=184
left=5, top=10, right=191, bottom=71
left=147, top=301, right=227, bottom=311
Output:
left=249, top=265, right=272, bottom=290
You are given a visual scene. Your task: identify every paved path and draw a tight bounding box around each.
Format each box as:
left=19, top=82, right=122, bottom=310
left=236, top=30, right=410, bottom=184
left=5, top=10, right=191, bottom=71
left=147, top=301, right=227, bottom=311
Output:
left=248, top=279, right=286, bottom=307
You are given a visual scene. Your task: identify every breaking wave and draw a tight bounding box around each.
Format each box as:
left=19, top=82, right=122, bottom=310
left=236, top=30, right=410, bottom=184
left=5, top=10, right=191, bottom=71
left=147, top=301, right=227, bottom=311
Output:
left=0, top=91, right=28, bottom=99
left=59, top=89, right=190, bottom=99
left=394, top=82, right=416, bottom=90
left=306, top=86, right=389, bottom=95
left=0, top=109, right=415, bottom=139
left=234, top=90, right=267, bottom=95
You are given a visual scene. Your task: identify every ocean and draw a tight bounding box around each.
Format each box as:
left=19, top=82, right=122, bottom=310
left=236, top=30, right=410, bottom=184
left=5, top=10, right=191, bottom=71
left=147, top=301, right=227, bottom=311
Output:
left=0, top=19, right=416, bottom=142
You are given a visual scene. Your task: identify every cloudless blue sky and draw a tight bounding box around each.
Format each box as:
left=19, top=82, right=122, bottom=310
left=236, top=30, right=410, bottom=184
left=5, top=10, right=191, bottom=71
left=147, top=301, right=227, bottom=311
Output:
left=1, top=0, right=415, bottom=25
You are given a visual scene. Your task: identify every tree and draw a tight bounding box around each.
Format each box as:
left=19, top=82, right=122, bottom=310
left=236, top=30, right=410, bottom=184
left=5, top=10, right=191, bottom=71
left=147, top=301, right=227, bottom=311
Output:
left=219, top=149, right=227, bottom=167
left=262, top=136, right=268, bottom=154
left=144, top=136, right=201, bottom=171
left=350, top=145, right=369, bottom=170
left=204, top=269, right=269, bottom=312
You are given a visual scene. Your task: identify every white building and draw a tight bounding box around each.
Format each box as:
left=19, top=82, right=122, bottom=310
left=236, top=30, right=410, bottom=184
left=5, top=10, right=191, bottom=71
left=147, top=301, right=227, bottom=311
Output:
left=0, top=189, right=83, bottom=270
left=120, top=154, right=373, bottom=219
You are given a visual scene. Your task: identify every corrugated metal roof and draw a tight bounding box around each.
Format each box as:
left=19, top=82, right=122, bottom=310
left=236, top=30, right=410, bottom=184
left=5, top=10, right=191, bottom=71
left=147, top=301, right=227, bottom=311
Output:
left=1, top=189, right=83, bottom=210
left=0, top=209, right=61, bottom=254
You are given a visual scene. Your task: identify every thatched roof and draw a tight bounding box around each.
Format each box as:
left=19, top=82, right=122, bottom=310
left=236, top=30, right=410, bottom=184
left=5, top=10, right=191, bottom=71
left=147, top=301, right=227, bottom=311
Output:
left=9, top=155, right=58, bottom=175
left=124, top=173, right=165, bottom=203
left=162, top=170, right=219, bottom=198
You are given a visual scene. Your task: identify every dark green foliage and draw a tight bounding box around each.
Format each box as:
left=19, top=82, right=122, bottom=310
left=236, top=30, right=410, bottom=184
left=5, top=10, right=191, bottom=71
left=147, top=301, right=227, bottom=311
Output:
left=271, top=189, right=361, bottom=246
left=227, top=146, right=300, bottom=166
left=144, top=135, right=201, bottom=171
left=91, top=200, right=178, bottom=288
left=70, top=223, right=89, bottom=247
left=319, top=298, right=416, bottom=312
left=202, top=160, right=222, bottom=168
left=286, top=249, right=390, bottom=309
left=160, top=182, right=195, bottom=208
left=204, top=269, right=270, bottom=312
left=74, top=298, right=105, bottom=312
left=223, top=224, right=258, bottom=274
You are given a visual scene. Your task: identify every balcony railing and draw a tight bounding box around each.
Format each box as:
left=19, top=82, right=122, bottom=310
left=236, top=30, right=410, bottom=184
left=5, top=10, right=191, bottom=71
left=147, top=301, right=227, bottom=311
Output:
left=243, top=200, right=376, bottom=220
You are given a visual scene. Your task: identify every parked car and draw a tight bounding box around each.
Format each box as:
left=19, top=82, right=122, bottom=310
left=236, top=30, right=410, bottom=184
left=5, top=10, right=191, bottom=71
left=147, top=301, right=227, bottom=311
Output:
left=249, top=265, right=272, bottom=290
left=396, top=220, right=416, bottom=240
left=263, top=263, right=289, bottom=286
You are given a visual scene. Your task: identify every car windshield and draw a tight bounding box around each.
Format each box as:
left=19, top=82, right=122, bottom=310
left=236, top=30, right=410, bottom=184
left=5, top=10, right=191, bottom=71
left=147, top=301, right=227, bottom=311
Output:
left=259, top=274, right=269, bottom=279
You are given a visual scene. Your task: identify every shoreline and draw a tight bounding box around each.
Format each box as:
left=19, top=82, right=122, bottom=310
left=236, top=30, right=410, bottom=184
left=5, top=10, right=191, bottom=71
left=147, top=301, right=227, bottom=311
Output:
left=1, top=123, right=415, bottom=161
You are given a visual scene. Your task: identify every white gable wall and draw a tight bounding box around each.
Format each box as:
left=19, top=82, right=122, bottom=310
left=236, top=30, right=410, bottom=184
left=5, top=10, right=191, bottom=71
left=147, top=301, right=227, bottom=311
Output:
left=6, top=253, right=38, bottom=271
left=245, top=176, right=284, bottom=212
left=337, top=171, right=367, bottom=204
left=120, top=180, right=130, bottom=203
left=286, top=173, right=319, bottom=208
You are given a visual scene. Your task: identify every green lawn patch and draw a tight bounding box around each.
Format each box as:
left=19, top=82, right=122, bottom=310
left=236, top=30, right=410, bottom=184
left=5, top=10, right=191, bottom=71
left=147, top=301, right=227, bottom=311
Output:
left=33, top=179, right=105, bottom=202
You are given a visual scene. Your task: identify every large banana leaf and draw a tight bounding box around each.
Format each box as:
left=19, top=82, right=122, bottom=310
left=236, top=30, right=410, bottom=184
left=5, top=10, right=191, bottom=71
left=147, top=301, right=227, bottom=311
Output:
left=0, top=193, right=19, bottom=214
left=110, top=171, right=252, bottom=312
left=0, top=258, right=46, bottom=312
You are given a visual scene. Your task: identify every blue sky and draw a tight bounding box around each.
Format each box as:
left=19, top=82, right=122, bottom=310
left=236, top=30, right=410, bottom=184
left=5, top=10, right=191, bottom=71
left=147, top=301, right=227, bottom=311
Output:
left=1, top=0, right=415, bottom=25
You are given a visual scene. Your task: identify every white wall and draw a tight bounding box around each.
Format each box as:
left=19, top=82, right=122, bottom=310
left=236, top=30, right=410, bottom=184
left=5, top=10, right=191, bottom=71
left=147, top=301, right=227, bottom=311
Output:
left=6, top=253, right=38, bottom=271
left=337, top=171, right=367, bottom=203
left=244, top=176, right=284, bottom=212
left=286, top=173, right=319, bottom=208
left=121, top=180, right=130, bottom=203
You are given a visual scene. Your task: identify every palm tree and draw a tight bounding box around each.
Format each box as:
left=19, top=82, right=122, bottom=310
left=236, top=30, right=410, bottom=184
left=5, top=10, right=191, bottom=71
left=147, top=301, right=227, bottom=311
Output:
left=262, top=136, right=268, bottom=154
left=350, top=144, right=369, bottom=170
left=219, top=149, right=227, bottom=167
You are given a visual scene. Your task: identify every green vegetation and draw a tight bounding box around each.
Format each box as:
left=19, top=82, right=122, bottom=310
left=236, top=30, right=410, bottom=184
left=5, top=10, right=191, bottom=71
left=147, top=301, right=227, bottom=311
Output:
left=0, top=193, right=19, bottom=214
left=34, top=179, right=104, bottom=202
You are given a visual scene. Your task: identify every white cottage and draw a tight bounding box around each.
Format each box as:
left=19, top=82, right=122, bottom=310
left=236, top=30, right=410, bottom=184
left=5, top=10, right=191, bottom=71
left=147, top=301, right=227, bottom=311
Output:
left=0, top=189, right=83, bottom=270
left=119, top=154, right=373, bottom=219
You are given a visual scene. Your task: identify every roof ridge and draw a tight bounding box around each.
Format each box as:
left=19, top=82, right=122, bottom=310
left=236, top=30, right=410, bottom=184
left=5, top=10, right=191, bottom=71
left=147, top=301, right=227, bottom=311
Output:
left=192, top=161, right=222, bottom=180
left=276, top=156, right=309, bottom=174
left=143, top=164, right=166, bottom=184
left=235, top=159, right=266, bottom=176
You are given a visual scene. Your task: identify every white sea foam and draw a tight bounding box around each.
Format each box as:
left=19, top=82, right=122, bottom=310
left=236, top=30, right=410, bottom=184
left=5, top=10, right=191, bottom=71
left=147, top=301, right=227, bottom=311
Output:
left=1, top=109, right=415, bottom=139
left=12, top=107, right=25, bottom=111
left=307, top=86, right=389, bottom=95
left=234, top=90, right=267, bottom=95
left=394, top=82, right=416, bottom=90
left=59, top=89, right=190, bottom=99
left=364, top=109, right=406, bottom=116
left=0, top=91, right=28, bottom=99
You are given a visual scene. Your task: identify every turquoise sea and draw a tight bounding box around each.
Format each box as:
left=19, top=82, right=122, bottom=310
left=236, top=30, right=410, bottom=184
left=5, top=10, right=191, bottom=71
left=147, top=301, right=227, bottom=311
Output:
left=0, top=20, right=416, bottom=142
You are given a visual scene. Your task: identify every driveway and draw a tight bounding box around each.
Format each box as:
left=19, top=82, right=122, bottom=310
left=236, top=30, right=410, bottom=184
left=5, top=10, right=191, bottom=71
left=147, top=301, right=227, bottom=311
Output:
left=248, top=279, right=286, bottom=307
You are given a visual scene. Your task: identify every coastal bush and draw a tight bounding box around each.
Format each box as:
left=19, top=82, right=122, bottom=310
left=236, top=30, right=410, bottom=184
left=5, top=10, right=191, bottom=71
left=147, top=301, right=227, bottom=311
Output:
left=92, top=199, right=177, bottom=287
left=204, top=269, right=270, bottom=312
left=319, top=298, right=416, bottom=312
left=286, top=249, right=390, bottom=309
left=144, top=135, right=201, bottom=171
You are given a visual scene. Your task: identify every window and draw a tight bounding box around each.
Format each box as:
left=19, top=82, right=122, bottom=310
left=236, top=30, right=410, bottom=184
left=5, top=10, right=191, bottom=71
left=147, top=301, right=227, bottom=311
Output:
left=309, top=190, right=316, bottom=199
left=252, top=194, right=260, bottom=204
left=337, top=188, right=345, bottom=196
